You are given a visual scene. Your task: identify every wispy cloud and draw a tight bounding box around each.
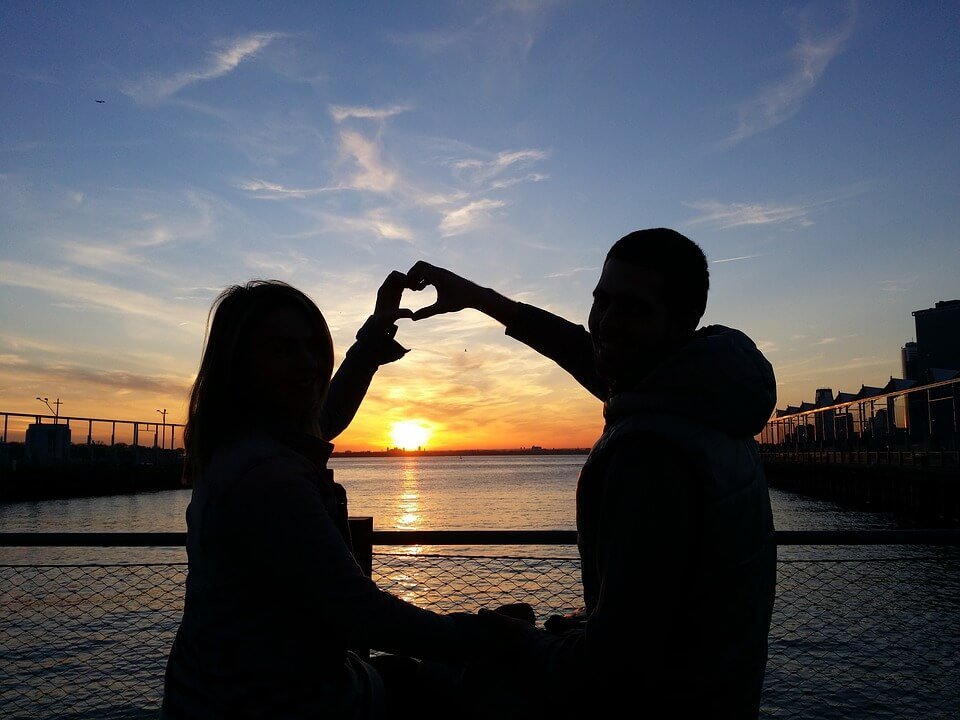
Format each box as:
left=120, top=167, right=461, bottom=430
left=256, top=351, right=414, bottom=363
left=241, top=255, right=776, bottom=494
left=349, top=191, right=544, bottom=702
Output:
left=0, top=353, right=30, bottom=366
left=878, top=277, right=918, bottom=293
left=0, top=67, right=59, bottom=85
left=0, top=140, right=45, bottom=153
left=389, top=27, right=471, bottom=54
left=243, top=251, right=309, bottom=277
left=286, top=209, right=416, bottom=245
left=60, top=241, right=141, bottom=270
left=339, top=130, right=397, bottom=193
left=41, top=365, right=193, bottom=397
left=775, top=355, right=890, bottom=384
left=126, top=32, right=283, bottom=104
left=386, top=1, right=556, bottom=60
left=3, top=361, right=192, bottom=397
left=725, top=2, right=857, bottom=145
left=439, top=198, right=506, bottom=237
left=329, top=104, right=412, bottom=123
left=241, top=128, right=401, bottom=199
left=545, top=266, right=599, bottom=279
left=451, top=149, right=549, bottom=183
left=235, top=103, right=412, bottom=200
left=685, top=182, right=869, bottom=230
left=685, top=200, right=812, bottom=230
left=239, top=179, right=340, bottom=199
left=0, top=261, right=192, bottom=327
left=490, top=172, right=548, bottom=190
left=813, top=337, right=837, bottom=346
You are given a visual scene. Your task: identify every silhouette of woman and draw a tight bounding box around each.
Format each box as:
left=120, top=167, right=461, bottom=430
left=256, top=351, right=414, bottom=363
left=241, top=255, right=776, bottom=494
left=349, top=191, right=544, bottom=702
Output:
left=160, top=274, right=465, bottom=719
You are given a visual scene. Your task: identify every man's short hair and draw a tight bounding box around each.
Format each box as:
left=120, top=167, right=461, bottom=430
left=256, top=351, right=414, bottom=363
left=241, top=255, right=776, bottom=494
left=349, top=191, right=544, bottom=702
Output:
left=606, top=228, right=709, bottom=323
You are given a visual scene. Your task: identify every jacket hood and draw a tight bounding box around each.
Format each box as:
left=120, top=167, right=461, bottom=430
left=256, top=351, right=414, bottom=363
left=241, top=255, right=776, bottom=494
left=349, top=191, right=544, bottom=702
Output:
left=604, top=325, right=776, bottom=437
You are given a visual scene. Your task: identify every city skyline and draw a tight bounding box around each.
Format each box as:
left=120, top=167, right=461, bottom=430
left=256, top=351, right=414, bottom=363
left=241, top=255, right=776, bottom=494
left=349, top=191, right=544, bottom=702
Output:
left=2, top=2, right=958, bottom=450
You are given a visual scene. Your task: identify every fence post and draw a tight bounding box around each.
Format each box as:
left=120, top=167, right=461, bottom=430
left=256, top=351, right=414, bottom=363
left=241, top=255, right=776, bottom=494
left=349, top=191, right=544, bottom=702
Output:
left=349, top=516, right=374, bottom=578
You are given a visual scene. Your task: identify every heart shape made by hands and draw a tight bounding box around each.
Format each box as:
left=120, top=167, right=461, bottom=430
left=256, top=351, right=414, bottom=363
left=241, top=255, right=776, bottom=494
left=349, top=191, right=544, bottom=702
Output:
left=398, top=283, right=438, bottom=320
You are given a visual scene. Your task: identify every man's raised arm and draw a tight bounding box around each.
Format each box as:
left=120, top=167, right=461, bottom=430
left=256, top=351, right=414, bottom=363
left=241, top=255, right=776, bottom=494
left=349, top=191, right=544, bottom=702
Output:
left=405, top=261, right=607, bottom=400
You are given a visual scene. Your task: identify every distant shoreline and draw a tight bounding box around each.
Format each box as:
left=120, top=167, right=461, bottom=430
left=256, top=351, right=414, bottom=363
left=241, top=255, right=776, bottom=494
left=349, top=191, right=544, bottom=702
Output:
left=332, top=448, right=591, bottom=458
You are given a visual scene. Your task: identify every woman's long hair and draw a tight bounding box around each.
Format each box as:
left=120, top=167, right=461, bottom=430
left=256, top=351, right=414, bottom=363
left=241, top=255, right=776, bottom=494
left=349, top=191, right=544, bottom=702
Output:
left=184, top=280, right=334, bottom=482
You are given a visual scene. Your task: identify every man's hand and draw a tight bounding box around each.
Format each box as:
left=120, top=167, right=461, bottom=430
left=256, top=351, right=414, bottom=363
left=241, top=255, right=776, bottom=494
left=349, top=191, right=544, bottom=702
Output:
left=405, top=261, right=520, bottom=325
left=374, top=270, right=415, bottom=322
left=404, top=261, right=485, bottom=320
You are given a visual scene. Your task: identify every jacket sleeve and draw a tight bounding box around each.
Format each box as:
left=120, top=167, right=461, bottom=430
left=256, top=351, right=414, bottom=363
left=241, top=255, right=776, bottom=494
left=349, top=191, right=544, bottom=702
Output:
left=319, top=315, right=408, bottom=441
left=234, top=455, right=467, bottom=663
left=504, top=302, right=608, bottom=401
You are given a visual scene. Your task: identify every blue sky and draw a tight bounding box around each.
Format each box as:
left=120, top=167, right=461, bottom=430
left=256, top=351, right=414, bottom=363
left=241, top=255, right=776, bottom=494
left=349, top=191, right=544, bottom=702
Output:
left=1, top=1, right=958, bottom=448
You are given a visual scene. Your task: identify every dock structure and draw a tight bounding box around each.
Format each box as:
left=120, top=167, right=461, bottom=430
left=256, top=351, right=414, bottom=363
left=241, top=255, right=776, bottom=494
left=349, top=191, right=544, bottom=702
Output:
left=0, top=411, right=187, bottom=502
left=760, top=376, right=959, bottom=522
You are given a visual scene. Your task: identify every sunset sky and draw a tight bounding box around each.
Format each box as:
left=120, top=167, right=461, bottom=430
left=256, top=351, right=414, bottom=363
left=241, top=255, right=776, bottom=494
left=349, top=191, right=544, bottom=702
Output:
left=1, top=2, right=958, bottom=450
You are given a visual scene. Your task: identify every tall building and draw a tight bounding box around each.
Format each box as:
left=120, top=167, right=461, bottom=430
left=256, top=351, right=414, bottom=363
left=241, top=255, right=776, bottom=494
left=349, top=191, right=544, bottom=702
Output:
left=901, top=341, right=918, bottom=381
left=815, top=388, right=834, bottom=406
left=913, top=299, right=960, bottom=381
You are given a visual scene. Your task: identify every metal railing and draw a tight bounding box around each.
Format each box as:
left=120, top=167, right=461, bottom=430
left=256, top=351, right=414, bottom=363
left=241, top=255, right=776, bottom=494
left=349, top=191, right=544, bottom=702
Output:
left=0, top=410, right=185, bottom=450
left=763, top=449, right=960, bottom=467
left=760, top=376, right=959, bottom=453
left=2, top=530, right=958, bottom=720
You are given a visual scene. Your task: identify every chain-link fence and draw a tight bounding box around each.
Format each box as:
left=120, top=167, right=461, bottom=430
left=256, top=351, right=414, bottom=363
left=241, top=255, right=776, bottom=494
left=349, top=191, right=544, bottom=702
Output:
left=2, top=550, right=958, bottom=719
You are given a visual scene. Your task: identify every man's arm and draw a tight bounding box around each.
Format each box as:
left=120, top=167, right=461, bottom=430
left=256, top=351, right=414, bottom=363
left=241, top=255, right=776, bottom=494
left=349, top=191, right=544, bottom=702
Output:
left=406, top=261, right=607, bottom=400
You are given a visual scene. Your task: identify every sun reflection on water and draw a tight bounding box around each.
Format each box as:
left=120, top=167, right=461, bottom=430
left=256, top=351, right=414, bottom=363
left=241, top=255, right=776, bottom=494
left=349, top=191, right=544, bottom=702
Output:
left=392, top=460, right=423, bottom=557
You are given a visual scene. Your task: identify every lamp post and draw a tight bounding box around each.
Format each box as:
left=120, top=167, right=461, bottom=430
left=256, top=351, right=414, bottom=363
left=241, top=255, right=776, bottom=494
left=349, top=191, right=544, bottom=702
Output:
left=36, top=396, right=62, bottom=423
left=156, top=409, right=167, bottom=449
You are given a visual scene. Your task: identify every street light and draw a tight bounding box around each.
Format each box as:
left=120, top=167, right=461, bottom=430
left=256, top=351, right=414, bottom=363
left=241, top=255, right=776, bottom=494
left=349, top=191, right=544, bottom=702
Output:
left=156, top=409, right=167, bottom=449
left=35, top=396, right=62, bottom=423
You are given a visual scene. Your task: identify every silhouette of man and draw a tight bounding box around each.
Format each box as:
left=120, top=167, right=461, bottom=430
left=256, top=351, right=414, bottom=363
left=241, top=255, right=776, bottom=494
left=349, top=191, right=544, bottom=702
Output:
left=405, top=228, right=777, bottom=718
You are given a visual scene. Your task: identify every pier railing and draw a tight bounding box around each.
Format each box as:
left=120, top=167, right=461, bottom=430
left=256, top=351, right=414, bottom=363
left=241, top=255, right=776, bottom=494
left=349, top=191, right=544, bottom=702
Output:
left=2, top=529, right=958, bottom=720
left=763, top=449, right=960, bottom=467
left=0, top=410, right=185, bottom=452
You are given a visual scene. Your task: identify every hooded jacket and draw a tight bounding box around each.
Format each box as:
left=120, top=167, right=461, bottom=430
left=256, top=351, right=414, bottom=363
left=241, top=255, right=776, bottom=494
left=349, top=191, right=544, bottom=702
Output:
left=486, top=303, right=777, bottom=718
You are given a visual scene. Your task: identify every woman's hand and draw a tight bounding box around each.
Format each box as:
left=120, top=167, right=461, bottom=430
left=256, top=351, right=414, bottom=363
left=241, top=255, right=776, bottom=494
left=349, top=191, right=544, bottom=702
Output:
left=374, top=270, right=415, bottom=322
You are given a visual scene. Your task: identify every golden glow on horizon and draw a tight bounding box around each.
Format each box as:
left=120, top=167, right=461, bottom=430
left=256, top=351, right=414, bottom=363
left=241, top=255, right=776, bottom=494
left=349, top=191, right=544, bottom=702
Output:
left=389, top=420, right=432, bottom=450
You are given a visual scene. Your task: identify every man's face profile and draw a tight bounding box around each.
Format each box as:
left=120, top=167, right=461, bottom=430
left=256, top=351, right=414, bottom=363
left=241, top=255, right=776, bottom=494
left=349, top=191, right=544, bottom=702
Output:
left=588, top=257, right=671, bottom=389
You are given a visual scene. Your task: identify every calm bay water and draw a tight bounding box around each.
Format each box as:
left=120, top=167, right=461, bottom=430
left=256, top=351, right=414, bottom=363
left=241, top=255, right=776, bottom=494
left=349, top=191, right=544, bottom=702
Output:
left=2, top=456, right=958, bottom=718
left=0, top=454, right=918, bottom=563
left=0, top=454, right=920, bottom=536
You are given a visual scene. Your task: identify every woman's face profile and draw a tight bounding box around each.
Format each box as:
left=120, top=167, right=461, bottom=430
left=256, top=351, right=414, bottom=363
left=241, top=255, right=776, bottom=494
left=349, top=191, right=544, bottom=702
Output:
left=245, top=303, right=333, bottom=428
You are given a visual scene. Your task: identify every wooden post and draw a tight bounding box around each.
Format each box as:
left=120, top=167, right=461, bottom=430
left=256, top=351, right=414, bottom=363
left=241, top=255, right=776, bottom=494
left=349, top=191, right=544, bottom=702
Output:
left=349, top=516, right=374, bottom=578
left=347, top=516, right=374, bottom=660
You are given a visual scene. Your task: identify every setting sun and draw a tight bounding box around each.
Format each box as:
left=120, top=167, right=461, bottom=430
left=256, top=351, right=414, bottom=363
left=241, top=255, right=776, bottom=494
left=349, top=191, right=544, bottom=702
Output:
left=389, top=421, right=432, bottom=451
